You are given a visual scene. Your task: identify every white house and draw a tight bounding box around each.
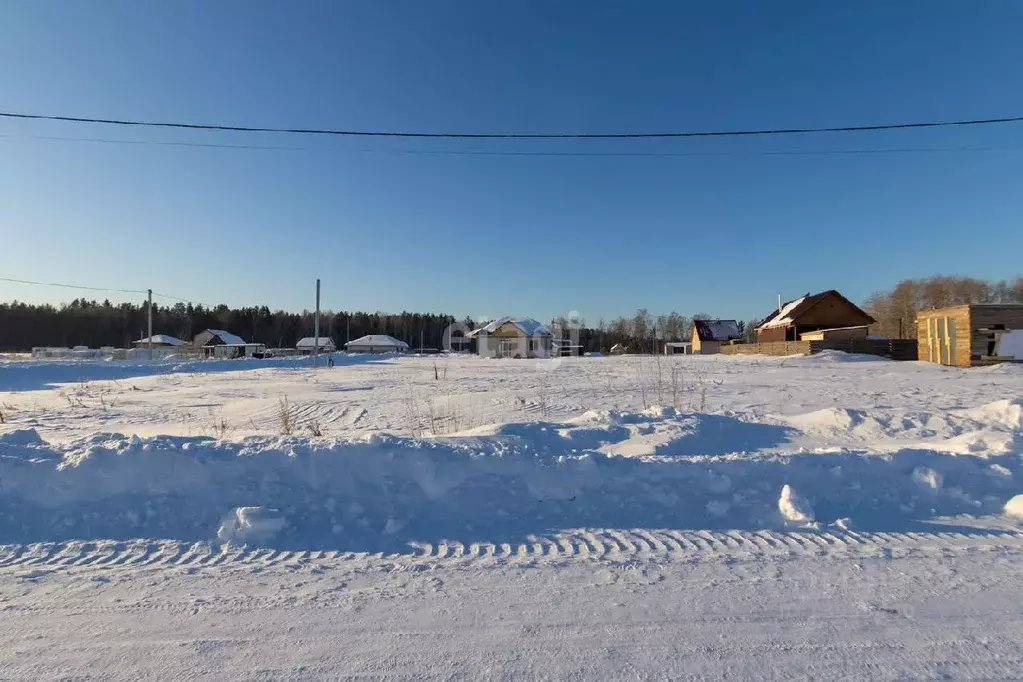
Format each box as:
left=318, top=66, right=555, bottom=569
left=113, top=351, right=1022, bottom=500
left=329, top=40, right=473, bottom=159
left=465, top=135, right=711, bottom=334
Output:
left=344, top=334, right=410, bottom=353
left=132, top=334, right=186, bottom=347
left=467, top=317, right=553, bottom=359
left=296, top=337, right=337, bottom=354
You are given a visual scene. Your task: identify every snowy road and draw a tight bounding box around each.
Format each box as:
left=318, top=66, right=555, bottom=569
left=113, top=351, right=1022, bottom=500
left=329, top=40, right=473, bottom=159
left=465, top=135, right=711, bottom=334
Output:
left=3, top=531, right=1023, bottom=680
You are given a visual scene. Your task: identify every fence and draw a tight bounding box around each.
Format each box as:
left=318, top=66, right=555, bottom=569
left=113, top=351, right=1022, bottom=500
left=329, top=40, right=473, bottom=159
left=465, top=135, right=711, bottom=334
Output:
left=720, top=339, right=919, bottom=361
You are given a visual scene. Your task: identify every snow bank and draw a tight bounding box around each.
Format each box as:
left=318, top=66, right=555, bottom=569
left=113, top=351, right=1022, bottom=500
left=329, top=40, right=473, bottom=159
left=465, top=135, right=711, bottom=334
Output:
left=781, top=399, right=1023, bottom=456
left=785, top=350, right=886, bottom=364
left=2, top=406, right=1021, bottom=550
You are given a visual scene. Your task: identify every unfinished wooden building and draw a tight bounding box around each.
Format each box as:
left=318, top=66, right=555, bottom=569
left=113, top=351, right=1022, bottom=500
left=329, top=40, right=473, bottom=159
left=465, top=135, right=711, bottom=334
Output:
left=917, top=304, right=1023, bottom=367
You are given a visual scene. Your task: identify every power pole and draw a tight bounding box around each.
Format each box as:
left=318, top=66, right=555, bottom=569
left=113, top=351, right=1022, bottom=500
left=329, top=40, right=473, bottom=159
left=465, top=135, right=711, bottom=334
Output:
left=147, top=289, right=153, bottom=360
left=313, top=278, right=321, bottom=367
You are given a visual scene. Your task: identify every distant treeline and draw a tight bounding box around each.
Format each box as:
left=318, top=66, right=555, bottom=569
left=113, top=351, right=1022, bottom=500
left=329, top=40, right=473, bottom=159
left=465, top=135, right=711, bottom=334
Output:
left=865, top=276, right=1023, bottom=339
left=5, top=275, right=1018, bottom=352
left=0, top=299, right=756, bottom=354
left=0, top=299, right=465, bottom=351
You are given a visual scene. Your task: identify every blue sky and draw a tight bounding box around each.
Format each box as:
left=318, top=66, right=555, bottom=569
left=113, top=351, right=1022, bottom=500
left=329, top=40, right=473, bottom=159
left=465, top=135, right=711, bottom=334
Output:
left=2, top=1, right=1022, bottom=324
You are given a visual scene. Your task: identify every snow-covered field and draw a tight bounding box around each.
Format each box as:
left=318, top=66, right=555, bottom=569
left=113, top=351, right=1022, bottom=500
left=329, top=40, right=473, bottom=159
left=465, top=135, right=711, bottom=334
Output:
left=2, top=352, right=1023, bottom=679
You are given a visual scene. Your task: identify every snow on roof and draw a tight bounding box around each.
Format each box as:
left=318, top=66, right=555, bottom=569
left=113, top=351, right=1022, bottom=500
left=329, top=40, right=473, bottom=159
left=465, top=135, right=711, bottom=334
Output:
left=759, top=296, right=808, bottom=329
left=466, top=317, right=552, bottom=338
left=296, top=337, right=336, bottom=349
left=204, top=329, right=246, bottom=345
left=693, top=319, right=741, bottom=342
left=344, top=334, right=409, bottom=348
left=132, top=334, right=185, bottom=346
left=756, top=290, right=875, bottom=331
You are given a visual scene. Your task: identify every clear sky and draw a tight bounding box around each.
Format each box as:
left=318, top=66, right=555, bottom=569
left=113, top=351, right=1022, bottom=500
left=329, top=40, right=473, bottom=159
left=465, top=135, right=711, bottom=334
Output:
left=2, top=1, right=1022, bottom=324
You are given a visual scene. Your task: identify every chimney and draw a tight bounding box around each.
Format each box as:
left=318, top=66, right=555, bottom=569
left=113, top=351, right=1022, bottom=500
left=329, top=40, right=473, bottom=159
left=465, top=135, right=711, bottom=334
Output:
left=778, top=294, right=782, bottom=313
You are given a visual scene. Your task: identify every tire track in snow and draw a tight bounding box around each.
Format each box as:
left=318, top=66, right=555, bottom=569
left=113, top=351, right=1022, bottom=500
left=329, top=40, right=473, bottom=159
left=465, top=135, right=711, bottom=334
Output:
left=4, top=529, right=1023, bottom=573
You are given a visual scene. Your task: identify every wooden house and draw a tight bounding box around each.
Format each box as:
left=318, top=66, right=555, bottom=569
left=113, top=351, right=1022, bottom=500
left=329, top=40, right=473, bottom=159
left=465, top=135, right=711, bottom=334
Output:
left=916, top=304, right=1023, bottom=367
left=691, top=319, right=741, bottom=354
left=756, top=290, right=875, bottom=342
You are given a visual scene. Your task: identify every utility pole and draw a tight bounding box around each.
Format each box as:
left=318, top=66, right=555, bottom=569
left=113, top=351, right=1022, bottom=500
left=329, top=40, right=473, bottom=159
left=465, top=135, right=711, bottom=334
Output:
left=313, top=279, right=321, bottom=368
left=147, top=289, right=153, bottom=360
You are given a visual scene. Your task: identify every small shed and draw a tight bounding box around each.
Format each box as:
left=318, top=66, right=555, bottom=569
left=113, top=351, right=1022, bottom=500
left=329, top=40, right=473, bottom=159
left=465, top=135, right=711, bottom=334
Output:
left=917, top=304, right=1023, bottom=367
left=296, top=337, right=337, bottom=354
left=467, top=317, right=553, bottom=359
left=756, top=290, right=875, bottom=342
left=344, top=334, right=410, bottom=353
left=664, top=342, right=692, bottom=355
left=609, top=343, right=628, bottom=355
left=691, top=319, right=741, bottom=354
left=132, top=334, right=186, bottom=347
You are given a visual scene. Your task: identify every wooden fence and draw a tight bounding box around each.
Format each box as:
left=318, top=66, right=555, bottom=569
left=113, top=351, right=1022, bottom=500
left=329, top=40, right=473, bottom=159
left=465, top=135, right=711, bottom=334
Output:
left=720, top=339, right=919, bottom=361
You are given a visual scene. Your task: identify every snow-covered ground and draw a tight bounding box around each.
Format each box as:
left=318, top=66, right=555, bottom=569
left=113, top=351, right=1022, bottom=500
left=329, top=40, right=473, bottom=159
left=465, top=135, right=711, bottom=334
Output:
left=1, top=353, right=1022, bottom=679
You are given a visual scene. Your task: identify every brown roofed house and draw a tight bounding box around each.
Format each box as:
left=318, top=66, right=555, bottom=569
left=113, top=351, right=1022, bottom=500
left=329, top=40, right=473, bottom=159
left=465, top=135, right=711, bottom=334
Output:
left=691, top=319, right=742, bottom=354
left=755, top=290, right=875, bottom=343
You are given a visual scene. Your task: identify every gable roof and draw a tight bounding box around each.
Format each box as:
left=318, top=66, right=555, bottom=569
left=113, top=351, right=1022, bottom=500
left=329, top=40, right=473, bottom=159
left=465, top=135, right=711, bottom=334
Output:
left=693, top=319, right=741, bottom=342
left=201, top=329, right=246, bottom=345
left=296, top=337, right=336, bottom=349
left=466, top=317, right=552, bottom=338
left=344, top=334, right=409, bottom=348
left=756, top=290, right=875, bottom=330
left=133, top=334, right=185, bottom=346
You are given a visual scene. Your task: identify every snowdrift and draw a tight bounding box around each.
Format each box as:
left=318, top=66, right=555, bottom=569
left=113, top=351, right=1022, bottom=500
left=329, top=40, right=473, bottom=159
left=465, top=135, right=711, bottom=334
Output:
left=2, top=403, right=1022, bottom=551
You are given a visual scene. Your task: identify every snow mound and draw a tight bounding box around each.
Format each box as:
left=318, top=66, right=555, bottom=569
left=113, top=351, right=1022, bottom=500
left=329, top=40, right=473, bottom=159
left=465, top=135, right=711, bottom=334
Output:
left=786, top=350, right=885, bottom=364
left=966, top=399, right=1023, bottom=431
left=1004, top=495, right=1023, bottom=519
left=218, top=506, right=287, bottom=545
left=912, top=466, right=944, bottom=491
left=0, top=428, right=44, bottom=446
left=778, top=485, right=815, bottom=525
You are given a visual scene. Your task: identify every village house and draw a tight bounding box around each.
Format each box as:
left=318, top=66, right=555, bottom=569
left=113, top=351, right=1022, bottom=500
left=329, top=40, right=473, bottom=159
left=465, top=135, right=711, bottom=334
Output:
left=132, top=334, right=186, bottom=348
left=467, top=317, right=553, bottom=359
left=193, top=329, right=265, bottom=359
left=296, top=337, right=337, bottom=354
left=691, top=319, right=742, bottom=354
left=344, top=334, right=409, bottom=353
left=756, top=290, right=875, bottom=343
left=916, top=304, right=1023, bottom=367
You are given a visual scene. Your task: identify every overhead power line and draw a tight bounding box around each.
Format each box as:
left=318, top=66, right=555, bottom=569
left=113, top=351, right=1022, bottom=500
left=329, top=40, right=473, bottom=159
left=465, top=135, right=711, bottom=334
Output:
left=0, top=276, right=146, bottom=296
left=0, top=276, right=214, bottom=307
left=2, top=110, right=1023, bottom=140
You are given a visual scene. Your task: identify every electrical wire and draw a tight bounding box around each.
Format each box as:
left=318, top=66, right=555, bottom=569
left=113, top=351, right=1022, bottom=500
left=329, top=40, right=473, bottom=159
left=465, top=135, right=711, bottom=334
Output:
left=3, top=109, right=1023, bottom=140
left=0, top=276, right=146, bottom=296
left=0, top=277, right=214, bottom=308
left=2, top=132, right=1021, bottom=157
